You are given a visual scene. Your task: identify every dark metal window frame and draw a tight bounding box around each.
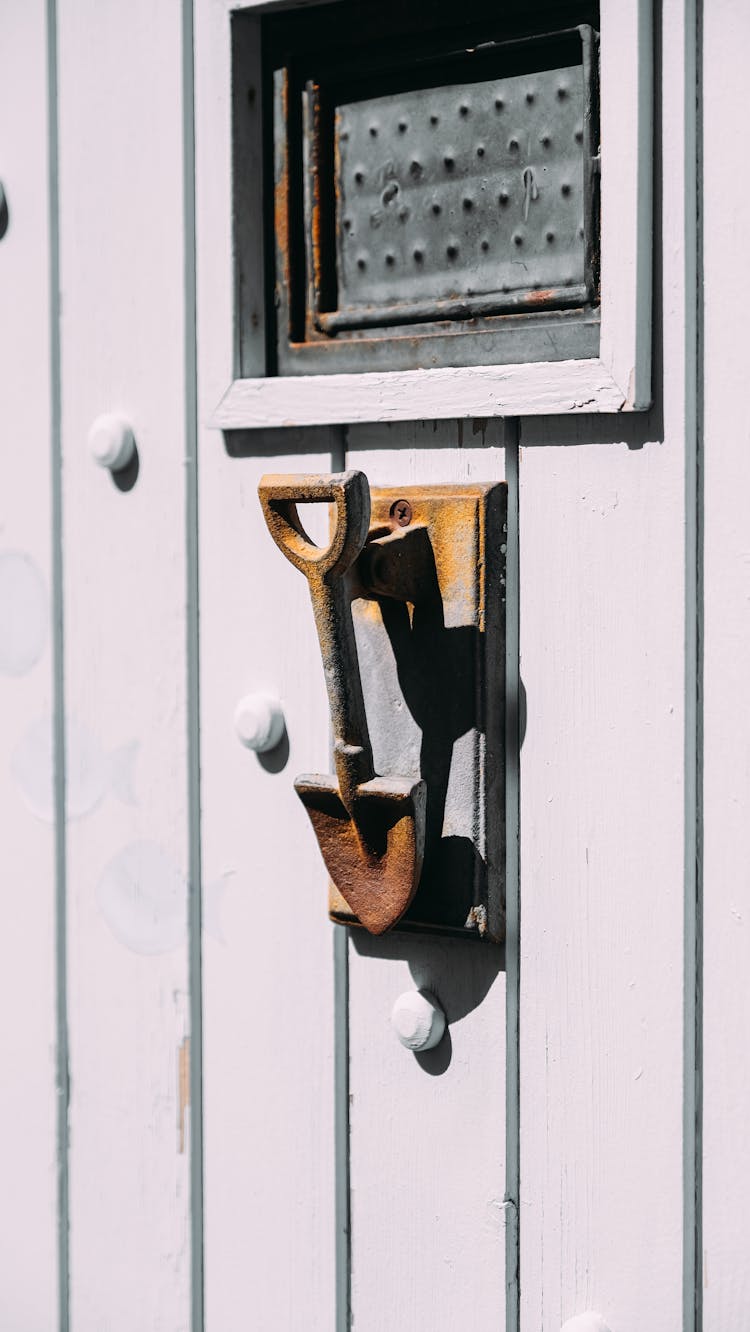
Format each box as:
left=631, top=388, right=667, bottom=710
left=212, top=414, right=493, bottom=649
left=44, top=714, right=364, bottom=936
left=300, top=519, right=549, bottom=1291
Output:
left=242, top=0, right=601, bottom=377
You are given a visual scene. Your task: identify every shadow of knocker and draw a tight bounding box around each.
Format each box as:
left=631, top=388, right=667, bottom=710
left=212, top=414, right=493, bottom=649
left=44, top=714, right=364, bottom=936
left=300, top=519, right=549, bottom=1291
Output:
left=359, top=524, right=487, bottom=923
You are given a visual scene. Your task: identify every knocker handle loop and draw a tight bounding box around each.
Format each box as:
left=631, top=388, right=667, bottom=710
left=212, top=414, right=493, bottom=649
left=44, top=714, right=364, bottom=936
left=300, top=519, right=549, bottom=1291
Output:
left=258, top=471, right=370, bottom=584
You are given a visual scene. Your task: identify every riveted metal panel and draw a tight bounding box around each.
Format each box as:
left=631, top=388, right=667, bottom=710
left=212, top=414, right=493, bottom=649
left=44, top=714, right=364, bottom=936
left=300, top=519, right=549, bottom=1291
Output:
left=256, top=2, right=601, bottom=376
left=333, top=42, right=591, bottom=327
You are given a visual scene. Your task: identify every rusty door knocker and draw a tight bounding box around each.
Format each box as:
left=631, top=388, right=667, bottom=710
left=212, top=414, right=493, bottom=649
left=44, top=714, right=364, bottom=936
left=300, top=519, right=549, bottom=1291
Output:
left=258, top=469, right=506, bottom=941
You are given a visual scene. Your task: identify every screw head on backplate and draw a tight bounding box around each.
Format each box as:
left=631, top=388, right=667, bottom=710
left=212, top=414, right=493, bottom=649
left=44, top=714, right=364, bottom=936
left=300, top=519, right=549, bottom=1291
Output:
left=390, top=499, right=412, bottom=528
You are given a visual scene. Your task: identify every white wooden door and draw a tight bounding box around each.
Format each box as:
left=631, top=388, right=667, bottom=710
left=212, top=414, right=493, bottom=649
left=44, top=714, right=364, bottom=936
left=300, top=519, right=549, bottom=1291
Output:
left=1, top=1, right=745, bottom=1329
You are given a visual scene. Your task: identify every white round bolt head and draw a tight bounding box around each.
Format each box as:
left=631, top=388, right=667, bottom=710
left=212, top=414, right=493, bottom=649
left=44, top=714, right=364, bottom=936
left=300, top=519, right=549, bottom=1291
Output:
left=561, top=1316, right=612, bottom=1332
left=233, top=692, right=285, bottom=753
left=88, top=413, right=136, bottom=472
left=391, top=989, right=446, bottom=1052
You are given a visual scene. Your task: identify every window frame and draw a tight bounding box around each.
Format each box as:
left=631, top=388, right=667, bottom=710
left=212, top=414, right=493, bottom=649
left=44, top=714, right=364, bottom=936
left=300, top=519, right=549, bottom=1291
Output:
left=209, top=0, right=652, bottom=427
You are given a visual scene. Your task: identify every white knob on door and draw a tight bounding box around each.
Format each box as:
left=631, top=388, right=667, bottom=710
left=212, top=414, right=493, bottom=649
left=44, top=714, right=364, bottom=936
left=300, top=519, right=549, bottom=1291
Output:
left=391, top=989, right=446, bottom=1052
left=234, top=692, right=285, bottom=753
left=88, top=413, right=136, bottom=472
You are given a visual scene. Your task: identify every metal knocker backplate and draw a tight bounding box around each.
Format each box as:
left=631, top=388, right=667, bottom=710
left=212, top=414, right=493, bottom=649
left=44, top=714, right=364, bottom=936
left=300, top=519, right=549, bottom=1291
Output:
left=333, top=483, right=507, bottom=940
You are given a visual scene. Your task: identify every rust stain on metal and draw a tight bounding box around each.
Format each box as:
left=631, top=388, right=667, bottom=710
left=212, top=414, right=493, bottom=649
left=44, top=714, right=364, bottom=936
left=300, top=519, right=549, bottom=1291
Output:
left=309, top=86, right=323, bottom=273
left=366, top=485, right=482, bottom=625
left=523, top=287, right=557, bottom=306
left=307, top=81, right=325, bottom=341
left=274, top=69, right=291, bottom=284
left=295, top=774, right=425, bottom=935
left=465, top=904, right=489, bottom=937
left=178, top=1036, right=190, bottom=1155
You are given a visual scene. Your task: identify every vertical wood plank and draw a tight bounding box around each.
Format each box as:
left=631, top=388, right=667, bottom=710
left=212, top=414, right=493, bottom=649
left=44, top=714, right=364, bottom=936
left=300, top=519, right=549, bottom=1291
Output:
left=57, top=1, right=192, bottom=1324
left=702, top=1, right=750, bottom=1323
left=197, top=430, right=339, bottom=1332
left=0, top=3, right=59, bottom=1325
left=194, top=5, right=337, bottom=1327
left=518, top=2, right=688, bottom=1326
left=345, top=423, right=509, bottom=1332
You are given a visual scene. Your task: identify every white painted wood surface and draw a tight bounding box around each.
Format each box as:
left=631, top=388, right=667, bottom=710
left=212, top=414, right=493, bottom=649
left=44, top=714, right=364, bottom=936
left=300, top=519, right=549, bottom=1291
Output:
left=4, top=0, right=742, bottom=1326
left=518, top=1, right=688, bottom=1325
left=194, top=3, right=337, bottom=1326
left=196, top=429, right=338, bottom=1330
left=0, top=4, right=59, bottom=1326
left=212, top=360, right=627, bottom=430
left=345, top=422, right=509, bottom=1332
left=57, top=1, right=192, bottom=1324
left=702, top=2, right=750, bottom=1324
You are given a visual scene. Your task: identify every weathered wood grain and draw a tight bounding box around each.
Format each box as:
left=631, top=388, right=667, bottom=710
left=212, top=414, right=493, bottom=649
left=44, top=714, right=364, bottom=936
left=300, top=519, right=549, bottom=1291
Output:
left=213, top=361, right=626, bottom=430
